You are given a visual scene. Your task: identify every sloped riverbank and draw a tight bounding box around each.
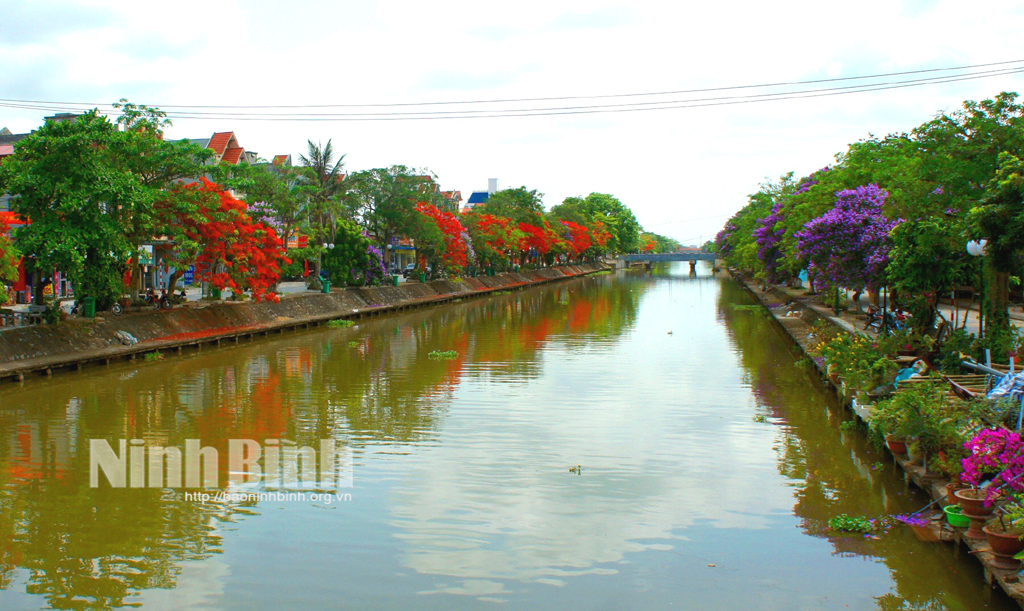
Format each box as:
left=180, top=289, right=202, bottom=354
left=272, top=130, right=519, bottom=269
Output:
left=0, top=263, right=605, bottom=383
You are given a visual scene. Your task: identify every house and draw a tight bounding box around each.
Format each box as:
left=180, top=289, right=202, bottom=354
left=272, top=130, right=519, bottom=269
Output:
left=462, top=178, right=498, bottom=212
left=0, top=127, right=33, bottom=212
left=187, top=131, right=252, bottom=165
left=441, top=190, right=463, bottom=212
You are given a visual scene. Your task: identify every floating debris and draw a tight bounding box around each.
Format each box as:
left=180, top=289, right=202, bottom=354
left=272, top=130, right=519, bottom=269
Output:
left=428, top=350, right=459, bottom=360
left=327, top=319, right=355, bottom=328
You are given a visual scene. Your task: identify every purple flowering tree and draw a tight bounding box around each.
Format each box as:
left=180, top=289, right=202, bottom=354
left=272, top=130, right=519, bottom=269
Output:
left=715, top=221, right=738, bottom=255
left=962, top=429, right=1024, bottom=503
left=796, top=184, right=900, bottom=293
left=753, top=203, right=786, bottom=282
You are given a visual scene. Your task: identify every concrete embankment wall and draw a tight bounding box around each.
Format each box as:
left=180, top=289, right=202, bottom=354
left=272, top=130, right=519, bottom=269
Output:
left=0, top=263, right=605, bottom=382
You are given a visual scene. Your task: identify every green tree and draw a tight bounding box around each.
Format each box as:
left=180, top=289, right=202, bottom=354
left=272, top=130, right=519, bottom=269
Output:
left=552, top=193, right=640, bottom=253
left=345, top=166, right=432, bottom=253
left=0, top=112, right=140, bottom=306
left=970, top=152, right=1024, bottom=332
left=476, top=187, right=544, bottom=224
left=887, top=217, right=966, bottom=330
left=0, top=104, right=208, bottom=306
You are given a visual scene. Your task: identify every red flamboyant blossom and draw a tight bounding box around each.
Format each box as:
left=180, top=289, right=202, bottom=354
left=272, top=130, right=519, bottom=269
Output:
left=417, top=203, right=468, bottom=268
left=589, top=220, right=611, bottom=248
left=560, top=221, right=591, bottom=257
left=518, top=214, right=564, bottom=255
left=174, top=179, right=289, bottom=302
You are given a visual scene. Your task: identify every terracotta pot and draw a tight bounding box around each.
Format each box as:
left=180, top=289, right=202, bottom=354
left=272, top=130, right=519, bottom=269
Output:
left=946, top=482, right=970, bottom=506
left=956, top=488, right=999, bottom=540
left=983, top=526, right=1024, bottom=570
left=885, top=435, right=907, bottom=455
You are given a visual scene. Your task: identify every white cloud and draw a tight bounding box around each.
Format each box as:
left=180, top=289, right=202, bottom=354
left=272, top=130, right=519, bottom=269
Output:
left=2, top=0, right=1023, bottom=244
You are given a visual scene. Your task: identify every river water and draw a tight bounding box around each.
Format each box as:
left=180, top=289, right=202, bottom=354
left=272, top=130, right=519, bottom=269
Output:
left=0, top=264, right=1015, bottom=610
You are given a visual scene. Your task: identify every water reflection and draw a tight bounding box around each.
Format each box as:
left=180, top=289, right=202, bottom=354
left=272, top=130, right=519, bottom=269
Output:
left=0, top=269, right=1015, bottom=610
left=717, top=280, right=1013, bottom=610
left=0, top=277, right=647, bottom=609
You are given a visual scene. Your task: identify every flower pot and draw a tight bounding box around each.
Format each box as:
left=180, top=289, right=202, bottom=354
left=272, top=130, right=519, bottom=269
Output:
left=885, top=435, right=907, bottom=455
left=955, top=489, right=999, bottom=540
left=983, top=526, right=1024, bottom=570
left=946, top=482, right=970, bottom=506
left=944, top=505, right=971, bottom=528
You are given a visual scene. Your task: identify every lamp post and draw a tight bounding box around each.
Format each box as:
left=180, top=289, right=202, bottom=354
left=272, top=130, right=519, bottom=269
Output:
left=967, top=239, right=987, bottom=338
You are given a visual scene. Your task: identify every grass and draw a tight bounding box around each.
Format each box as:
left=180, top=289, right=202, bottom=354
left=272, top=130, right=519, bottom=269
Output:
left=428, top=350, right=459, bottom=360
left=839, top=420, right=859, bottom=432
left=492, top=290, right=511, bottom=296
left=143, top=351, right=163, bottom=361
left=348, top=341, right=360, bottom=348
left=327, top=319, right=355, bottom=328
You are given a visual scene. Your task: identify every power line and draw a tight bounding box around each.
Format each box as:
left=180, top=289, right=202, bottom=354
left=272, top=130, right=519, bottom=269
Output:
left=12, top=65, right=1017, bottom=119
left=1, top=58, right=1020, bottom=109
left=1, top=64, right=1021, bottom=122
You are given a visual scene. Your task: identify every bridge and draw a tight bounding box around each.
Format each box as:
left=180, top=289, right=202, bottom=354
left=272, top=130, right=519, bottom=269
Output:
left=618, top=252, right=716, bottom=262
left=611, top=251, right=720, bottom=270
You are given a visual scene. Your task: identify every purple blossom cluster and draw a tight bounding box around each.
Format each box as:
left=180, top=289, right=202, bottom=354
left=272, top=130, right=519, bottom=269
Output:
left=753, top=203, right=786, bottom=281
left=795, top=184, right=900, bottom=291
left=715, top=221, right=738, bottom=255
left=248, top=201, right=284, bottom=231
left=962, top=428, right=1024, bottom=502
left=461, top=230, right=477, bottom=264
left=364, top=243, right=389, bottom=285
left=793, top=167, right=831, bottom=196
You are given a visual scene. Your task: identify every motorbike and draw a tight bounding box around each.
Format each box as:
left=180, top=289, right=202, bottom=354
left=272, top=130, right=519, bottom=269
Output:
left=864, top=305, right=909, bottom=334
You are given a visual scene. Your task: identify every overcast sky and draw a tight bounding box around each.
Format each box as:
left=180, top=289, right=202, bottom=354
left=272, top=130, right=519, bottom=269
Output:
left=3, top=0, right=1024, bottom=244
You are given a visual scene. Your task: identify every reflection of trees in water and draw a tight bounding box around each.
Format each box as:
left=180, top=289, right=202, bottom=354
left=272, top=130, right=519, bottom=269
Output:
left=0, top=275, right=647, bottom=609
left=716, top=280, right=1014, bottom=611
left=0, top=448, right=246, bottom=609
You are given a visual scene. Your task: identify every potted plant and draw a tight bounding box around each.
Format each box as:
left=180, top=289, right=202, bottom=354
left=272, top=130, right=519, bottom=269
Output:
left=869, top=379, right=969, bottom=465
left=959, top=429, right=1024, bottom=539
left=984, top=495, right=1024, bottom=570
left=933, top=447, right=969, bottom=503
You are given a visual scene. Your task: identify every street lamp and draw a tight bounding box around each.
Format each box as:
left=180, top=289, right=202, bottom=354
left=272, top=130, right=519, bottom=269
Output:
left=967, top=239, right=987, bottom=337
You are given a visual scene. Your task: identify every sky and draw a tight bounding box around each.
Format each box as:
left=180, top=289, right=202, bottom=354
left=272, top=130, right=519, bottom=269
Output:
left=2, top=0, right=1024, bottom=245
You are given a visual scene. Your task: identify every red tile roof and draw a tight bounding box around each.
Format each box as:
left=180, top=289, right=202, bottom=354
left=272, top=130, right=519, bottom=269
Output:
left=208, top=132, right=234, bottom=155
left=221, top=147, right=245, bottom=165
left=272, top=154, right=290, bottom=166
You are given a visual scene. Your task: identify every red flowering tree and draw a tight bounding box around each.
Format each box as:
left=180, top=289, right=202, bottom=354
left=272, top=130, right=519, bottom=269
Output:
left=588, top=220, right=612, bottom=255
left=560, top=221, right=592, bottom=259
left=159, top=179, right=288, bottom=302
left=416, top=202, right=469, bottom=270
left=462, top=212, right=522, bottom=269
left=0, top=213, right=20, bottom=303
left=518, top=214, right=566, bottom=263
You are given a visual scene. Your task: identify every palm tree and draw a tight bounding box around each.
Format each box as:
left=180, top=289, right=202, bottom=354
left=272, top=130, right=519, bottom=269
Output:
left=300, top=140, right=346, bottom=287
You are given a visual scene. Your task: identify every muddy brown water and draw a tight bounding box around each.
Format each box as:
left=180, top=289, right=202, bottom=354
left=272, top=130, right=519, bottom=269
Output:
left=0, top=265, right=1015, bottom=610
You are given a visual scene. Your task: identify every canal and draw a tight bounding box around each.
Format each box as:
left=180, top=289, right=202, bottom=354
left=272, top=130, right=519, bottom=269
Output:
left=0, top=264, right=1016, bottom=610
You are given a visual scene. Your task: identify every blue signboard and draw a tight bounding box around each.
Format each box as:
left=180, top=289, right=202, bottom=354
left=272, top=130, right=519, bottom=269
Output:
left=183, top=265, right=195, bottom=286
